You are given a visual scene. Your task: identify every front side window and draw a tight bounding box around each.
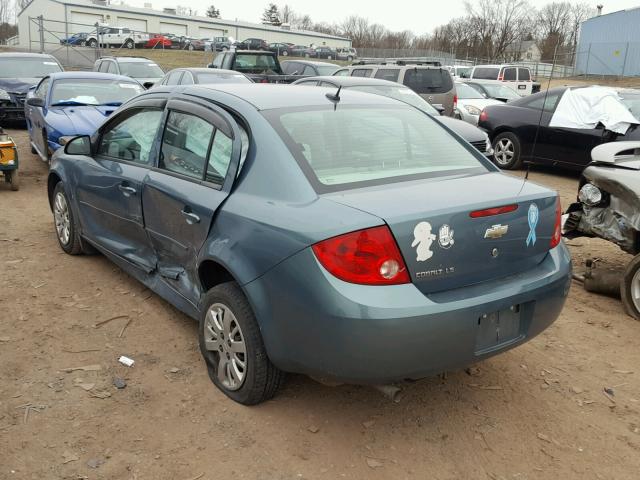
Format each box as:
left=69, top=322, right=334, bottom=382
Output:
left=472, top=67, right=500, bottom=80
left=160, top=111, right=214, bottom=180
left=98, top=109, right=163, bottom=164
left=34, top=77, right=50, bottom=99
left=268, top=106, right=487, bottom=190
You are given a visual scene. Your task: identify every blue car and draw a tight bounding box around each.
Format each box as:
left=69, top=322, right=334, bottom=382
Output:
left=60, top=32, right=88, bottom=46
left=48, top=84, right=571, bottom=405
left=25, top=72, right=144, bottom=162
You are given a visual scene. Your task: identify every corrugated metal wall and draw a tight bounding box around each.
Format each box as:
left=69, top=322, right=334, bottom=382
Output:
left=576, top=8, right=640, bottom=76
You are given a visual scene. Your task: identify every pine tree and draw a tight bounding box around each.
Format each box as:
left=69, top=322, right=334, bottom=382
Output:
left=206, top=5, right=221, bottom=18
left=261, top=4, right=281, bottom=26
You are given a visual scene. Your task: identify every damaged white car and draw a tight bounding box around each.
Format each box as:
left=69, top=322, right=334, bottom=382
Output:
left=564, top=141, right=640, bottom=318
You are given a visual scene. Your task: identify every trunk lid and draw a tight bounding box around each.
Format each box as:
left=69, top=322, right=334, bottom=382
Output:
left=324, top=172, right=558, bottom=294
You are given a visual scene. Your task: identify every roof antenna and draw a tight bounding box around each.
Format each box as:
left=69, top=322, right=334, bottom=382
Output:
left=526, top=38, right=561, bottom=184
left=326, top=85, right=342, bottom=110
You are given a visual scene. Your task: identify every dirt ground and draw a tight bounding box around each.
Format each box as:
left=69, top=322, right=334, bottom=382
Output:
left=1, top=127, right=639, bottom=480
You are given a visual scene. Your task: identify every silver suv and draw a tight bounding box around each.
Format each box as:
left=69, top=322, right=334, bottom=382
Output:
left=333, top=62, right=456, bottom=116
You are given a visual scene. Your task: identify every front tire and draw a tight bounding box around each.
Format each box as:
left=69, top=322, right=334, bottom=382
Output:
left=492, top=132, right=523, bottom=169
left=282, top=50, right=288, bottom=56
left=199, top=282, right=284, bottom=405
left=52, top=182, right=84, bottom=255
left=7, top=170, right=19, bottom=191
left=87, top=39, right=97, bottom=48
left=125, top=39, right=134, bottom=49
left=621, top=255, right=640, bottom=320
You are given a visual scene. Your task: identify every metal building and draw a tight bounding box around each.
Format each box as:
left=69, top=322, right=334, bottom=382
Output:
left=17, top=0, right=351, bottom=49
left=575, top=7, right=640, bottom=76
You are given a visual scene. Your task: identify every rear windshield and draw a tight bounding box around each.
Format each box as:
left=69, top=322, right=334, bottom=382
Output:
left=472, top=67, right=500, bottom=80
left=0, top=57, right=62, bottom=78
left=267, top=106, right=486, bottom=191
left=347, top=85, right=438, bottom=115
left=118, top=62, right=164, bottom=78
left=402, top=69, right=453, bottom=94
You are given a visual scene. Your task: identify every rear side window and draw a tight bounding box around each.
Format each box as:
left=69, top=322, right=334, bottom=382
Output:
left=351, top=68, right=372, bottom=77
left=165, top=71, right=183, bottom=85
left=472, top=67, right=500, bottom=80
left=502, top=68, right=517, bottom=80
left=402, top=69, right=453, bottom=94
left=522, top=92, right=561, bottom=112
left=281, top=62, right=297, bottom=74
left=374, top=69, right=400, bottom=82
left=333, top=69, right=349, bottom=76
left=518, top=68, right=531, bottom=81
left=302, top=65, right=317, bottom=76
left=106, top=62, right=117, bottom=74
left=206, top=130, right=233, bottom=184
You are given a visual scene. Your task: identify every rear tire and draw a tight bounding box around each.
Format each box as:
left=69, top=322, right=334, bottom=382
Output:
left=492, top=132, right=523, bottom=170
left=621, top=254, right=640, bottom=320
left=198, top=282, right=284, bottom=405
left=7, top=170, right=19, bottom=191
left=87, top=39, right=97, bottom=48
left=282, top=50, right=288, bottom=56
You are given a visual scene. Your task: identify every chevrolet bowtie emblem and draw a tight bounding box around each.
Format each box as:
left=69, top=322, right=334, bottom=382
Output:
left=484, top=224, right=509, bottom=239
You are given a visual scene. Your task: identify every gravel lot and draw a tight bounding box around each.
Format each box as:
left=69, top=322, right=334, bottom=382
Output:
left=1, top=128, right=639, bottom=480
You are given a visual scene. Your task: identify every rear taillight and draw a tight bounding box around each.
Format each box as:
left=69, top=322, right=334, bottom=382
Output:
left=479, top=109, right=488, bottom=122
left=312, top=226, right=410, bottom=285
left=453, top=94, right=458, bottom=110
left=550, top=196, right=562, bottom=248
left=470, top=204, right=518, bottom=218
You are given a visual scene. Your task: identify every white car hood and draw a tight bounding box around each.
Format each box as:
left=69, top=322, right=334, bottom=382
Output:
left=550, top=86, right=640, bottom=134
left=457, top=98, right=503, bottom=110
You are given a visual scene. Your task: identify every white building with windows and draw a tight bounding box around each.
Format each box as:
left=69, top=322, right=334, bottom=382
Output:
left=17, top=0, right=351, bottom=48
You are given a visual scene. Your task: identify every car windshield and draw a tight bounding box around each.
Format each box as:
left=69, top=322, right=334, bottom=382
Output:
left=619, top=92, right=640, bottom=118
left=347, top=85, right=439, bottom=115
left=118, top=62, right=164, bottom=78
left=0, top=57, right=62, bottom=78
left=268, top=106, right=486, bottom=190
left=456, top=83, right=485, bottom=99
left=50, top=78, right=144, bottom=106
left=195, top=72, right=251, bottom=84
left=478, top=83, right=520, bottom=100
left=316, top=65, right=339, bottom=75
left=233, top=54, right=278, bottom=73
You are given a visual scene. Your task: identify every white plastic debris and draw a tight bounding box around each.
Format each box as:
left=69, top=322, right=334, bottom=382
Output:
left=118, top=355, right=135, bottom=367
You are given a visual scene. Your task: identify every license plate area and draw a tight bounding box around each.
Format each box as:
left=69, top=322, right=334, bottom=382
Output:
left=475, top=305, right=524, bottom=354
left=518, top=84, right=526, bottom=89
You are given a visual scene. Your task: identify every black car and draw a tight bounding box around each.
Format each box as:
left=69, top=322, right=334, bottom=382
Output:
left=268, top=43, right=293, bottom=56
left=237, top=38, right=268, bottom=51
left=478, top=86, right=640, bottom=170
left=289, top=45, right=315, bottom=57
left=313, top=46, right=336, bottom=59
left=0, top=53, right=63, bottom=124
left=281, top=60, right=340, bottom=76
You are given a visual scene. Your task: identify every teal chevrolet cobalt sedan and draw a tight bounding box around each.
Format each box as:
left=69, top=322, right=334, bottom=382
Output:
left=47, top=84, right=571, bottom=404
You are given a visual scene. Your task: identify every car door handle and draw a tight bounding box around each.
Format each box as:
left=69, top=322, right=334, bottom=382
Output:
left=181, top=209, right=200, bottom=225
left=118, top=184, right=137, bottom=196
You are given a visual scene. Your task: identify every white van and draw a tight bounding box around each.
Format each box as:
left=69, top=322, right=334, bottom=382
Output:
left=468, top=64, right=533, bottom=96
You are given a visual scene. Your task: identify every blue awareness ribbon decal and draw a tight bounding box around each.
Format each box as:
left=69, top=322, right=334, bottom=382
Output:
left=526, top=203, right=539, bottom=247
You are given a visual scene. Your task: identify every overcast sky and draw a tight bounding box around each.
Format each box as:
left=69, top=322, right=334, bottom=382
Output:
left=123, top=0, right=640, bottom=35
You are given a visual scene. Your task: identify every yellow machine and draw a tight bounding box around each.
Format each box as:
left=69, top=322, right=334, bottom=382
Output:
left=0, top=128, right=19, bottom=191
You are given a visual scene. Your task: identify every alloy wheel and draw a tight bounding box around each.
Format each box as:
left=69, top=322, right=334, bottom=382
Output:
left=494, top=138, right=515, bottom=166
left=630, top=268, right=640, bottom=314
left=54, top=192, right=71, bottom=246
left=203, top=303, right=247, bottom=391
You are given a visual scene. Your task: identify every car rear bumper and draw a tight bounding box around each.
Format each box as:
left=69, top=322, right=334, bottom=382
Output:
left=245, top=243, right=572, bottom=384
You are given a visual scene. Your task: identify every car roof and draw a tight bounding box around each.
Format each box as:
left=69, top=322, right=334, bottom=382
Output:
left=0, top=52, right=57, bottom=59
left=100, top=56, right=155, bottom=63
left=171, top=68, right=240, bottom=74
left=282, top=60, right=339, bottom=67
left=233, top=50, right=273, bottom=54
left=473, top=64, right=521, bottom=68
left=48, top=71, right=139, bottom=82
left=295, top=76, right=400, bottom=87
left=344, top=64, right=443, bottom=70
left=177, top=84, right=404, bottom=111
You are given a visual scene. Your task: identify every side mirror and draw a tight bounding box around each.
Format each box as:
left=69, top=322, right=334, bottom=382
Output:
left=26, top=97, right=44, bottom=107
left=143, top=81, right=155, bottom=89
left=64, top=135, right=92, bottom=156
